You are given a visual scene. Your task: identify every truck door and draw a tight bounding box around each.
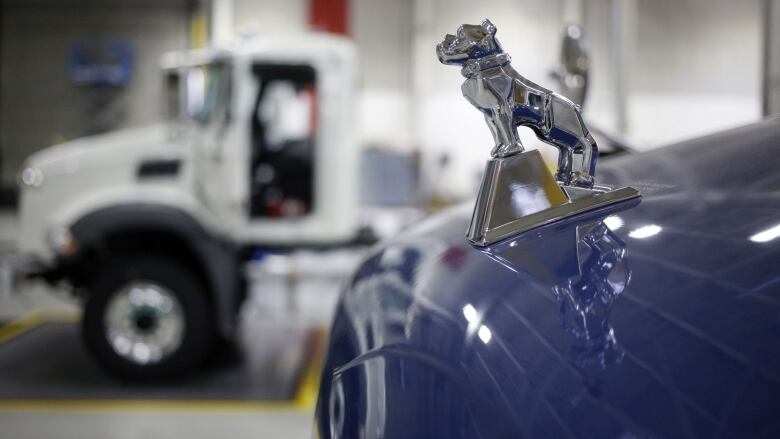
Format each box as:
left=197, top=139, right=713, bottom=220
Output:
left=249, top=64, right=317, bottom=219
left=238, top=43, right=358, bottom=246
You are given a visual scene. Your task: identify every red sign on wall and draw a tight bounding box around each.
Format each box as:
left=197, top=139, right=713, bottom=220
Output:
left=309, top=0, right=348, bottom=35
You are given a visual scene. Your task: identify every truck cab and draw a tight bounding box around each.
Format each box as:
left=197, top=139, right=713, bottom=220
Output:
left=14, top=33, right=361, bottom=380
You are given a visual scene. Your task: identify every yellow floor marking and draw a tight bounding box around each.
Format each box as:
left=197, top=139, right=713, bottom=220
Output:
left=292, top=328, right=327, bottom=410
left=0, top=312, right=45, bottom=343
left=0, top=313, right=326, bottom=414
left=0, top=399, right=308, bottom=413
left=0, top=310, right=80, bottom=343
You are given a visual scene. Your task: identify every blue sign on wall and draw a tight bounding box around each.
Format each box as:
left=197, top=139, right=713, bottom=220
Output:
left=68, top=40, right=134, bottom=86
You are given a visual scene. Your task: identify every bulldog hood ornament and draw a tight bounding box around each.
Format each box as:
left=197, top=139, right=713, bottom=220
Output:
left=437, top=19, right=640, bottom=247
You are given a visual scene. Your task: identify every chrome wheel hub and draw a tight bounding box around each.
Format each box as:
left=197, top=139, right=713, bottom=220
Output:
left=104, top=282, right=185, bottom=365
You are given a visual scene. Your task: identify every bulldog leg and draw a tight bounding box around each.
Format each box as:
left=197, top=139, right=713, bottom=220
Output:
left=483, top=114, right=501, bottom=152
left=488, top=106, right=523, bottom=158
left=566, top=133, right=597, bottom=187
left=548, top=96, right=597, bottom=188
left=556, top=146, right=574, bottom=185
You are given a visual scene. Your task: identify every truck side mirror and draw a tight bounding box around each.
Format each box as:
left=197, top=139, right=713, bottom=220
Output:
left=552, top=24, right=589, bottom=108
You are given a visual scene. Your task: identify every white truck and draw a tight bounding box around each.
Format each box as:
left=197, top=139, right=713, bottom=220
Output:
left=11, top=33, right=380, bottom=380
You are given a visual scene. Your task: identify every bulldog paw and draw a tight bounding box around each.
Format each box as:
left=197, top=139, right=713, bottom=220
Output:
left=490, top=142, right=523, bottom=158
left=571, top=172, right=595, bottom=188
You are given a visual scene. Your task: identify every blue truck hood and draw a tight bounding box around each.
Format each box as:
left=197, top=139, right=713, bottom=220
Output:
left=317, top=118, right=780, bottom=438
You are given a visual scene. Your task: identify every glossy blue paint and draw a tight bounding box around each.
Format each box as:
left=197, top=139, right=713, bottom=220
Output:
left=316, top=118, right=780, bottom=438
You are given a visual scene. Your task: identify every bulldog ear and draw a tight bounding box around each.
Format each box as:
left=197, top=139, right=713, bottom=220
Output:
left=482, top=19, right=497, bottom=35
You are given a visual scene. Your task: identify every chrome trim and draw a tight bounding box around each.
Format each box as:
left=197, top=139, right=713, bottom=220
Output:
left=437, top=19, right=597, bottom=186
left=471, top=184, right=639, bottom=247
left=104, top=282, right=185, bottom=365
left=438, top=19, right=640, bottom=247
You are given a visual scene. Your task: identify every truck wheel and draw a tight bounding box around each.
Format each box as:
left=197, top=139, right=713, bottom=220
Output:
left=83, top=254, right=214, bottom=381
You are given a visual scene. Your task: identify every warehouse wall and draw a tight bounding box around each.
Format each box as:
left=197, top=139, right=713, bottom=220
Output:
left=582, top=0, right=763, bottom=148
left=233, top=0, right=307, bottom=34
left=0, top=0, right=189, bottom=187
left=411, top=0, right=762, bottom=197
left=0, top=0, right=765, bottom=196
left=351, top=0, right=414, bottom=150
left=628, top=0, right=761, bottom=147
left=224, top=0, right=767, bottom=199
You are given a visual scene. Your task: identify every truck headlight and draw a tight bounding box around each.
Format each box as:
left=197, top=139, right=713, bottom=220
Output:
left=19, top=166, right=45, bottom=188
left=48, top=226, right=78, bottom=257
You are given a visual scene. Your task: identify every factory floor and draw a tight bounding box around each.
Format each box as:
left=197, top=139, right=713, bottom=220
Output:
left=0, top=209, right=341, bottom=439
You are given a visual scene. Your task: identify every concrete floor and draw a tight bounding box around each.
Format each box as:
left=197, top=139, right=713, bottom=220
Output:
left=0, top=209, right=343, bottom=439
left=1, top=410, right=312, bottom=439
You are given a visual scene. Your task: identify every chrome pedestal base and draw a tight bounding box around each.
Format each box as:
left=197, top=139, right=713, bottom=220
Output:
left=468, top=150, right=640, bottom=247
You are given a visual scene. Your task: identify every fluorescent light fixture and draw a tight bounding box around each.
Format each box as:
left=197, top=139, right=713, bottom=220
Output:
left=750, top=224, right=780, bottom=243
left=462, top=304, right=478, bottom=323
left=603, top=215, right=624, bottom=231
left=478, top=325, right=492, bottom=344
left=628, top=224, right=662, bottom=239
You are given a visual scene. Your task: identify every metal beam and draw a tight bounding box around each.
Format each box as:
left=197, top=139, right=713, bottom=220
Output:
left=609, top=0, right=636, bottom=135
left=763, top=0, right=780, bottom=115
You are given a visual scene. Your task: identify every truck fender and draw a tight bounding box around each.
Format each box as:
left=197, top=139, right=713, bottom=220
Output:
left=69, top=203, right=241, bottom=339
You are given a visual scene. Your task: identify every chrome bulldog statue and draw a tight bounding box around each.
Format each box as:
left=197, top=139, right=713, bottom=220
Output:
left=437, top=19, right=597, bottom=188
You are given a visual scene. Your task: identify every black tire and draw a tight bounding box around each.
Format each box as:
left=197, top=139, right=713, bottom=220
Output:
left=82, top=254, right=214, bottom=381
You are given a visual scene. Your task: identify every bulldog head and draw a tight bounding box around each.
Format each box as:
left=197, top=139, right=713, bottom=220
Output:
left=437, top=19, right=502, bottom=65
